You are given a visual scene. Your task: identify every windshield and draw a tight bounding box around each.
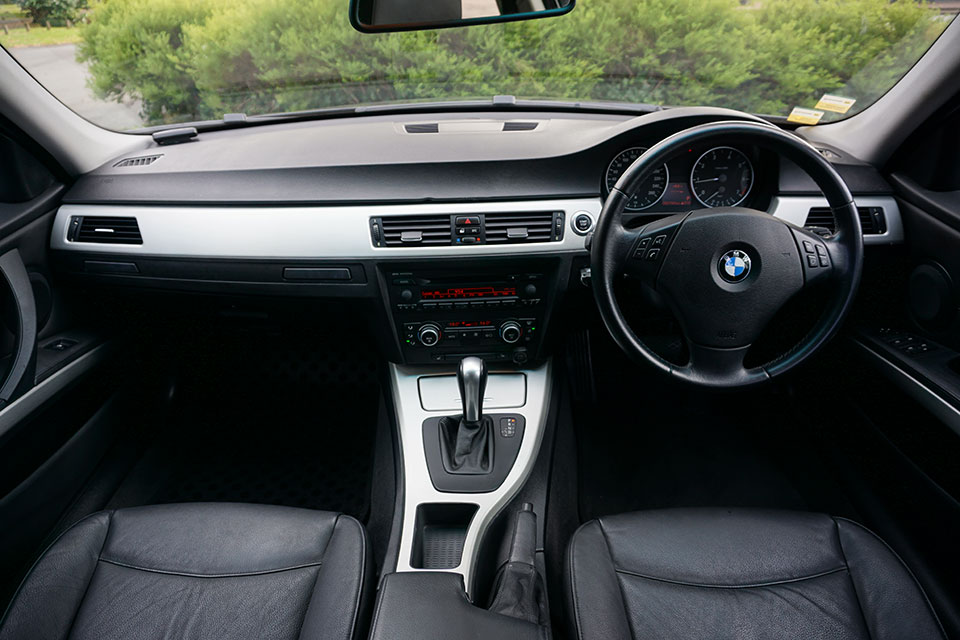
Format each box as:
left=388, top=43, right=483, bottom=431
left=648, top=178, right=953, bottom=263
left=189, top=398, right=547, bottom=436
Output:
left=0, top=0, right=953, bottom=131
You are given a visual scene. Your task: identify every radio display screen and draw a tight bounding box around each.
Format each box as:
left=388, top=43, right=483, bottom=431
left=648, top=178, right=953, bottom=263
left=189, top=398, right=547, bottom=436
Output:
left=420, top=286, right=517, bottom=300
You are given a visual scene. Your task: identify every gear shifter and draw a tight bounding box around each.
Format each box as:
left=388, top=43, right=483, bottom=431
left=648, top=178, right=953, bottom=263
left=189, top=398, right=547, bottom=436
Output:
left=458, top=356, right=487, bottom=424
left=439, top=357, right=494, bottom=474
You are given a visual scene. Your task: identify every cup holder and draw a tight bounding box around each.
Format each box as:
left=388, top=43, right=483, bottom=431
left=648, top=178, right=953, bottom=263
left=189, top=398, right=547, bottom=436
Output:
left=410, top=503, right=478, bottom=570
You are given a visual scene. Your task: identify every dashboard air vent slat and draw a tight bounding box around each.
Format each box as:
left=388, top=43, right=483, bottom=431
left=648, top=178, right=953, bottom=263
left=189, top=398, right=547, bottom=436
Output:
left=71, top=216, right=143, bottom=244
left=484, top=211, right=561, bottom=244
left=502, top=121, right=539, bottom=132
left=404, top=123, right=439, bottom=134
left=113, top=154, right=162, bottom=168
left=376, top=215, right=452, bottom=246
left=804, top=206, right=886, bottom=235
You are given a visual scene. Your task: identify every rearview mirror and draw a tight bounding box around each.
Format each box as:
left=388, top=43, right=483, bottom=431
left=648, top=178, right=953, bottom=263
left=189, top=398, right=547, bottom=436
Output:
left=350, top=0, right=574, bottom=33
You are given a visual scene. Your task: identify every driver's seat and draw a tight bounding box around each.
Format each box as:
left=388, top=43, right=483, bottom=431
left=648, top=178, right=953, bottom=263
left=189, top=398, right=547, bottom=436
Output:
left=565, top=508, right=946, bottom=640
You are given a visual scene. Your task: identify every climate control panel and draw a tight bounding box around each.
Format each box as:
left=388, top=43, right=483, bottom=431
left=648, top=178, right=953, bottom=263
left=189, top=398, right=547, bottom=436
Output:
left=400, top=318, right=540, bottom=363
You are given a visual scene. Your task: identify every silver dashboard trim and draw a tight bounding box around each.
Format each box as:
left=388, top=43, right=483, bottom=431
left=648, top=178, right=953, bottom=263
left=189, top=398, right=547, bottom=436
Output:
left=389, top=360, right=551, bottom=596
left=768, top=195, right=904, bottom=245
left=51, top=200, right=599, bottom=259
left=52, top=194, right=902, bottom=260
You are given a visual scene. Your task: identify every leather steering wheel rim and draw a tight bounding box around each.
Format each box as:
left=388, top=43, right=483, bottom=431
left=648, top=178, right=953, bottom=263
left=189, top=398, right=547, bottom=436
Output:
left=590, top=120, right=864, bottom=388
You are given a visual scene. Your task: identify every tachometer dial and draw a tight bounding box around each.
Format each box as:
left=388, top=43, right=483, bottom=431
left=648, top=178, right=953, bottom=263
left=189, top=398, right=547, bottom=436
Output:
left=605, top=147, right=669, bottom=211
left=690, top=147, right=754, bottom=207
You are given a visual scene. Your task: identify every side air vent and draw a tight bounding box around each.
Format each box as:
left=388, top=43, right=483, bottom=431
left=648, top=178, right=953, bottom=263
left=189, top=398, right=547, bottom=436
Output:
left=502, top=121, right=538, bottom=132
left=484, top=211, right=563, bottom=244
left=69, top=216, right=143, bottom=244
left=113, top=154, right=162, bottom=168
left=404, top=123, right=440, bottom=134
left=373, top=215, right=452, bottom=247
left=804, top=206, right=886, bottom=235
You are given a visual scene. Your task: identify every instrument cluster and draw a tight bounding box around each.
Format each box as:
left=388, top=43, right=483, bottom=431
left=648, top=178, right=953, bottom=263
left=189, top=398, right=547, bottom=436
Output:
left=604, top=144, right=760, bottom=212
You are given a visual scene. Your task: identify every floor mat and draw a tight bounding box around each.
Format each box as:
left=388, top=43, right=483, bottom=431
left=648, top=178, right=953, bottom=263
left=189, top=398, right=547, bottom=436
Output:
left=107, top=330, right=380, bottom=521
left=573, top=333, right=849, bottom=523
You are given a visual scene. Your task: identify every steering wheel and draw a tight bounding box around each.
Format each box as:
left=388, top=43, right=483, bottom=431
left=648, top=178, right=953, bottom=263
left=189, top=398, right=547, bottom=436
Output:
left=591, top=121, right=863, bottom=388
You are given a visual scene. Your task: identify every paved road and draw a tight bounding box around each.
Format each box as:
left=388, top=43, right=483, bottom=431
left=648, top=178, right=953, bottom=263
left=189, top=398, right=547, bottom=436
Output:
left=9, top=43, right=143, bottom=130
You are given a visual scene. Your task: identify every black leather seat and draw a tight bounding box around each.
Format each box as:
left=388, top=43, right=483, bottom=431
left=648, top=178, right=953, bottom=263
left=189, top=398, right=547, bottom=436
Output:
left=0, top=503, right=371, bottom=640
left=566, top=508, right=946, bottom=640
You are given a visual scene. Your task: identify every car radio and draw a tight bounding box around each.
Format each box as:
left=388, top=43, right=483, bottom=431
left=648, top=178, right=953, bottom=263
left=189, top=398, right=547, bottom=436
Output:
left=386, top=269, right=549, bottom=365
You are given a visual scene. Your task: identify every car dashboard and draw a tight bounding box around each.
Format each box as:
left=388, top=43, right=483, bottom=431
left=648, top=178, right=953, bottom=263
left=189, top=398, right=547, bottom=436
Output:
left=49, top=106, right=903, bottom=367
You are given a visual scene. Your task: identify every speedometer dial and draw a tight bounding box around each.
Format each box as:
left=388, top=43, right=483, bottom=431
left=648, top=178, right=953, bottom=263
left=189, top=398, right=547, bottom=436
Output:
left=605, top=147, right=669, bottom=211
left=690, top=147, right=754, bottom=207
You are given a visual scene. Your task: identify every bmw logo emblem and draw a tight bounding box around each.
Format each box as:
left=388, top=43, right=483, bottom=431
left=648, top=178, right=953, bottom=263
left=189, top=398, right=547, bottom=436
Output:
left=719, top=249, right=752, bottom=282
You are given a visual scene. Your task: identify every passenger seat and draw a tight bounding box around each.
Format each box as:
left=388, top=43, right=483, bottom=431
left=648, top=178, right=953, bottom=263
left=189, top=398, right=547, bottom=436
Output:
left=0, top=503, right=372, bottom=640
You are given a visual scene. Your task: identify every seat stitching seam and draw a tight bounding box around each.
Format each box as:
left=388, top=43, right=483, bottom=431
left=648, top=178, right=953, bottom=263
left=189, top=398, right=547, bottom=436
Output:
left=598, top=520, right=636, bottom=640
left=833, top=517, right=873, bottom=640
left=295, top=522, right=328, bottom=640
left=613, top=565, right=848, bottom=589
left=98, top=556, right=322, bottom=578
left=345, top=515, right=368, bottom=640
left=65, top=510, right=114, bottom=636
left=835, top=516, right=949, bottom=640
left=567, top=523, right=586, bottom=640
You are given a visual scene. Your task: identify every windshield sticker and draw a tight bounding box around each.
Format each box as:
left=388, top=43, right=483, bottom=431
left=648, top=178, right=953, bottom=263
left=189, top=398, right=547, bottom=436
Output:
left=815, top=94, right=857, bottom=114
left=787, top=107, right=825, bottom=125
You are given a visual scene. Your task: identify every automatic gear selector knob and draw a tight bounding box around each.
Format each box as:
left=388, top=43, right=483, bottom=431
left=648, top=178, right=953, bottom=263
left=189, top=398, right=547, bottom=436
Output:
left=458, top=356, right=487, bottom=424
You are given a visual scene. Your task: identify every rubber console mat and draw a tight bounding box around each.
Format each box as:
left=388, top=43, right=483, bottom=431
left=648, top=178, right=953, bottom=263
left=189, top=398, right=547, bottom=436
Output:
left=108, top=332, right=380, bottom=521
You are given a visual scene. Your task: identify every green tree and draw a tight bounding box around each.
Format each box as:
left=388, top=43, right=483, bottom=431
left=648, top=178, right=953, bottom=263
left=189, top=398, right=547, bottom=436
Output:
left=16, top=0, right=83, bottom=26
left=78, top=0, right=947, bottom=127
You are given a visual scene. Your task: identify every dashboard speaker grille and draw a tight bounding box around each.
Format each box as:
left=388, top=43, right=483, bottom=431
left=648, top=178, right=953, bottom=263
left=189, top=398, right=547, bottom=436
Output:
left=484, top=211, right=561, bottom=244
left=376, top=215, right=452, bottom=246
left=70, top=216, right=143, bottom=244
left=804, top=206, right=886, bottom=235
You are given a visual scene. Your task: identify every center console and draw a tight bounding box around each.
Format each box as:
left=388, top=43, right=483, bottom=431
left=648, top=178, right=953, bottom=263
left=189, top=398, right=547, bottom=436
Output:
left=385, top=266, right=554, bottom=365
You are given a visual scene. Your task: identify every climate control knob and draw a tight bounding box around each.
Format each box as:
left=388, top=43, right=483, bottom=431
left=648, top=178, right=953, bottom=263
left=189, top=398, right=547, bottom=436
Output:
left=499, top=321, right=522, bottom=344
left=418, top=323, right=441, bottom=347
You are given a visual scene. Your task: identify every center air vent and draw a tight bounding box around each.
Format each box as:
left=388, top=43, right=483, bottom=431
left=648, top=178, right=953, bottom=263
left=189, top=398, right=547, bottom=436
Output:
left=113, top=154, right=162, bottom=168
left=372, top=215, right=452, bottom=247
left=484, top=211, right=562, bottom=244
left=804, top=206, right=886, bottom=235
left=69, top=216, right=143, bottom=244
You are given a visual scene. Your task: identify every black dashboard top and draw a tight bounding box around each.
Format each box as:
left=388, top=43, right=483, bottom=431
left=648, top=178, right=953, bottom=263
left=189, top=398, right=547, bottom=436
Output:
left=62, top=107, right=891, bottom=206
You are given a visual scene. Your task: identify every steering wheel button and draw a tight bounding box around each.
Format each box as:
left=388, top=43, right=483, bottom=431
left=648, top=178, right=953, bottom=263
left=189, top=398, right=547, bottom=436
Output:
left=645, top=248, right=660, bottom=261
left=815, top=244, right=827, bottom=257
left=803, top=240, right=814, bottom=254
left=818, top=255, right=829, bottom=267
left=806, top=254, right=818, bottom=268
left=653, top=234, right=667, bottom=247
